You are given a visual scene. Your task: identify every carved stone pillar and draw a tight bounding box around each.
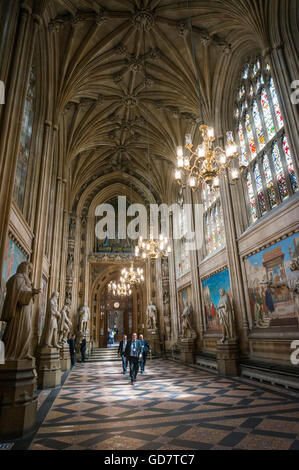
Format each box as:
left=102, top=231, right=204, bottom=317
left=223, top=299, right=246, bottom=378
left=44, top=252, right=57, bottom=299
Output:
left=216, top=340, right=240, bottom=376
left=184, top=187, right=203, bottom=350
left=0, top=5, right=40, bottom=276
left=0, top=358, right=38, bottom=439
left=168, top=214, right=179, bottom=346
left=178, top=336, right=197, bottom=364
left=49, top=175, right=66, bottom=294
left=220, top=173, right=249, bottom=358
left=37, top=346, right=61, bottom=389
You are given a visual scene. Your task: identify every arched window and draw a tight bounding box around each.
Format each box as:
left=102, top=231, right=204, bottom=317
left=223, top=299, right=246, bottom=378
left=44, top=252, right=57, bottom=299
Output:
left=13, top=68, right=36, bottom=212
left=202, top=183, right=225, bottom=256
left=235, top=59, right=298, bottom=224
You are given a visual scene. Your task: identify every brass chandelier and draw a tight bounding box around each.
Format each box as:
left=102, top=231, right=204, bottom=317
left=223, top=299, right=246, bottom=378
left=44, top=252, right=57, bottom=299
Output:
left=120, top=263, right=144, bottom=285
left=108, top=280, right=132, bottom=297
left=135, top=226, right=171, bottom=260
left=175, top=126, right=240, bottom=190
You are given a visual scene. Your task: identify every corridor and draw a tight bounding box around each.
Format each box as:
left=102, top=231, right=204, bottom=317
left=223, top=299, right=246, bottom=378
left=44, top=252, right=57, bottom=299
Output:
left=28, top=360, right=299, bottom=451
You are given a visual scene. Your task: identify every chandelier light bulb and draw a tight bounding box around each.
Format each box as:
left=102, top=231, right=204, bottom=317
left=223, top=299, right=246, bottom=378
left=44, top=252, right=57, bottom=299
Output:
left=207, top=127, right=215, bottom=139
left=176, top=146, right=183, bottom=157
left=219, top=153, right=227, bottom=165
left=213, top=177, right=220, bottom=189
left=197, top=145, right=205, bottom=158
left=184, top=157, right=190, bottom=167
left=175, top=169, right=181, bottom=180
left=189, top=176, right=196, bottom=187
left=177, top=157, right=184, bottom=168
left=231, top=168, right=239, bottom=181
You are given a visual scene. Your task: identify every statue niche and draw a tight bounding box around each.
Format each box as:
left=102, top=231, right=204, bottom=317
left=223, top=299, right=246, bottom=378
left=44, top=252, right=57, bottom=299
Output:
left=0, top=262, right=41, bottom=360
left=42, top=291, right=62, bottom=349
left=146, top=300, right=157, bottom=330
left=216, top=288, right=236, bottom=343
left=78, top=304, right=90, bottom=334
left=58, top=299, right=72, bottom=345
left=180, top=300, right=196, bottom=339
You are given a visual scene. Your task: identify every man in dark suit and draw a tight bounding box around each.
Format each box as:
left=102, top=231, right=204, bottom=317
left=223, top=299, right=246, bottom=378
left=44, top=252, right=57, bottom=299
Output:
left=80, top=336, right=87, bottom=363
left=139, top=334, right=150, bottom=374
left=67, top=334, right=76, bottom=368
left=124, top=332, right=142, bottom=385
left=118, top=334, right=128, bottom=374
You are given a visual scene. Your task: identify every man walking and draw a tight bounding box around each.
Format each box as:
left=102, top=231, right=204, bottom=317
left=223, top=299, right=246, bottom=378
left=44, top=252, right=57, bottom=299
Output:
left=139, top=334, right=150, bottom=375
left=80, top=336, right=87, bottom=363
left=118, top=334, right=128, bottom=375
left=67, top=334, right=76, bottom=368
left=124, top=333, right=142, bottom=385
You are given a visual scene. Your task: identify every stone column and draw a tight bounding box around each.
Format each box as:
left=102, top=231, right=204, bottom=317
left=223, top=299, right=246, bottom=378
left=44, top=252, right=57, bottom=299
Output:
left=216, top=340, right=240, bottom=377
left=0, top=4, right=42, bottom=279
left=220, top=172, right=249, bottom=357
left=49, top=175, right=67, bottom=294
left=168, top=214, right=179, bottom=346
left=37, top=347, right=61, bottom=389
left=0, top=358, right=38, bottom=439
left=185, top=187, right=204, bottom=350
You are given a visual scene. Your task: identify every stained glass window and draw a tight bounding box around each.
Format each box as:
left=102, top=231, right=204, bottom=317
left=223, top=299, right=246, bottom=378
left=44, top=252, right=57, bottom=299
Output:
left=270, top=78, right=283, bottom=129
left=235, top=59, right=297, bottom=225
left=262, top=154, right=276, bottom=209
left=245, top=112, right=256, bottom=158
left=238, top=122, right=248, bottom=164
left=13, top=68, right=35, bottom=212
left=247, top=172, right=257, bottom=222
left=203, top=185, right=225, bottom=256
left=261, top=88, right=275, bottom=139
left=252, top=100, right=265, bottom=150
left=272, top=142, right=288, bottom=201
left=254, top=163, right=267, bottom=215
left=282, top=133, right=298, bottom=192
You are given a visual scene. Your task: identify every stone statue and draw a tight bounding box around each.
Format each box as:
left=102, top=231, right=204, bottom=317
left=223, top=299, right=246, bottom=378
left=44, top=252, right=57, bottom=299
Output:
left=146, top=300, right=157, bottom=330
left=180, top=300, right=193, bottom=338
left=67, top=253, right=74, bottom=278
left=0, top=262, right=41, bottom=360
left=216, top=289, right=236, bottom=343
left=43, top=291, right=61, bottom=348
left=163, top=290, right=170, bottom=316
left=79, top=304, right=90, bottom=333
left=58, top=299, right=72, bottom=345
left=69, top=217, right=76, bottom=239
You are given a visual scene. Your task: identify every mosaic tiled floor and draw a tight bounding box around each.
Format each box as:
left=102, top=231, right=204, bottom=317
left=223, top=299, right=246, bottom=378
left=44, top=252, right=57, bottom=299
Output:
left=29, top=360, right=299, bottom=450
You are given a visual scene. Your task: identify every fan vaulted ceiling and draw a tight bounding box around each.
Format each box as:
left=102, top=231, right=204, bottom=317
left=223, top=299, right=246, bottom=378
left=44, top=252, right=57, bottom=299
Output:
left=42, top=0, right=275, bottom=208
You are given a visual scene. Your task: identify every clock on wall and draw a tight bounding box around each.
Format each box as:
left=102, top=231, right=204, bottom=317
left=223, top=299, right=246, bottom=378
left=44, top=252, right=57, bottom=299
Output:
left=114, top=302, right=120, bottom=309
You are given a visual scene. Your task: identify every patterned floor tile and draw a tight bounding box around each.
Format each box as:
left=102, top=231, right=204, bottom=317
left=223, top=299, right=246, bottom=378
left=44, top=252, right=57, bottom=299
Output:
left=27, top=359, right=299, bottom=450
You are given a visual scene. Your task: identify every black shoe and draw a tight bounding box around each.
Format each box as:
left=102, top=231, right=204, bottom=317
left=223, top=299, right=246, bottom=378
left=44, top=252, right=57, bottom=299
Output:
left=131, top=380, right=134, bottom=385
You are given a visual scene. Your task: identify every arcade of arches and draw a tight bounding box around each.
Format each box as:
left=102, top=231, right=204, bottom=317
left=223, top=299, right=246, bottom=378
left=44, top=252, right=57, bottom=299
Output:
left=0, top=0, right=299, bottom=450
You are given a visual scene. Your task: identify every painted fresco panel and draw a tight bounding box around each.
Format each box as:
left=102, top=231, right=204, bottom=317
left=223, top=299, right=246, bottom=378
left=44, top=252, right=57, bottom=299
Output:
left=244, top=233, right=299, bottom=328
left=202, top=269, right=231, bottom=331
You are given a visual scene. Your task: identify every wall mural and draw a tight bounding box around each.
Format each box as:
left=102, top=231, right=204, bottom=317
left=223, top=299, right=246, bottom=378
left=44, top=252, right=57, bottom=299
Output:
left=202, top=268, right=232, bottom=331
left=96, top=197, right=133, bottom=254
left=0, top=237, right=28, bottom=339
left=245, top=233, right=299, bottom=328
